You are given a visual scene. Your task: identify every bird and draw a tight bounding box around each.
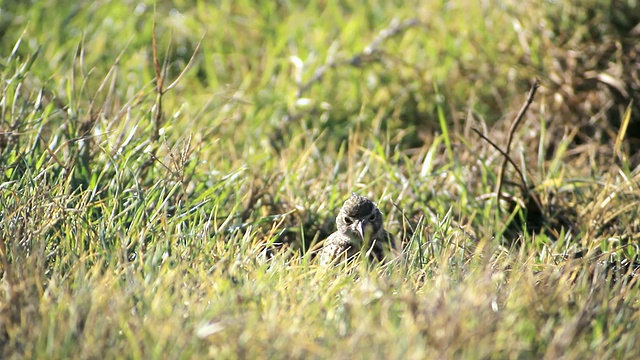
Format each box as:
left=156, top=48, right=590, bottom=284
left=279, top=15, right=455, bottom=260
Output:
left=319, top=193, right=395, bottom=265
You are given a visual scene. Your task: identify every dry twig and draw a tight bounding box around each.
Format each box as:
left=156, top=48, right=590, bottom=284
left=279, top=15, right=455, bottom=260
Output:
left=495, top=79, right=540, bottom=211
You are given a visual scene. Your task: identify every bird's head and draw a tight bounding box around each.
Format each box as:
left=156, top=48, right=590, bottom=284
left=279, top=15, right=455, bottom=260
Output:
left=336, top=193, right=383, bottom=243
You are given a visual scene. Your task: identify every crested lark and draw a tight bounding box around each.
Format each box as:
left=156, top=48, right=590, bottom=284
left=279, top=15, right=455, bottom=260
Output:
left=319, top=193, right=395, bottom=265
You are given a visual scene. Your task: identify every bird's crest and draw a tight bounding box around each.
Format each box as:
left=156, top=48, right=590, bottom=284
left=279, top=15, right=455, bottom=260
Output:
left=342, top=193, right=375, bottom=217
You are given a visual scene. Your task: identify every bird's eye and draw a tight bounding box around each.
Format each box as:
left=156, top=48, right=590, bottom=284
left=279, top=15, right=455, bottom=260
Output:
left=344, top=217, right=353, bottom=225
left=369, top=213, right=377, bottom=221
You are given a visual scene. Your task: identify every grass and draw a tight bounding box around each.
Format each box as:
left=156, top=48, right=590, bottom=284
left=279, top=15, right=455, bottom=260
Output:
left=1, top=0, right=640, bottom=358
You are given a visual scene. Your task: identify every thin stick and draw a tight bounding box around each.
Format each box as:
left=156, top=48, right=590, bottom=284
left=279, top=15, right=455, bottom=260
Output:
left=495, top=79, right=540, bottom=211
left=471, top=128, right=526, bottom=193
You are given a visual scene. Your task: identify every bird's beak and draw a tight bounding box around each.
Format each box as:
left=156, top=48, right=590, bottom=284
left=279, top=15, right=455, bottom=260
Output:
left=356, top=220, right=366, bottom=240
